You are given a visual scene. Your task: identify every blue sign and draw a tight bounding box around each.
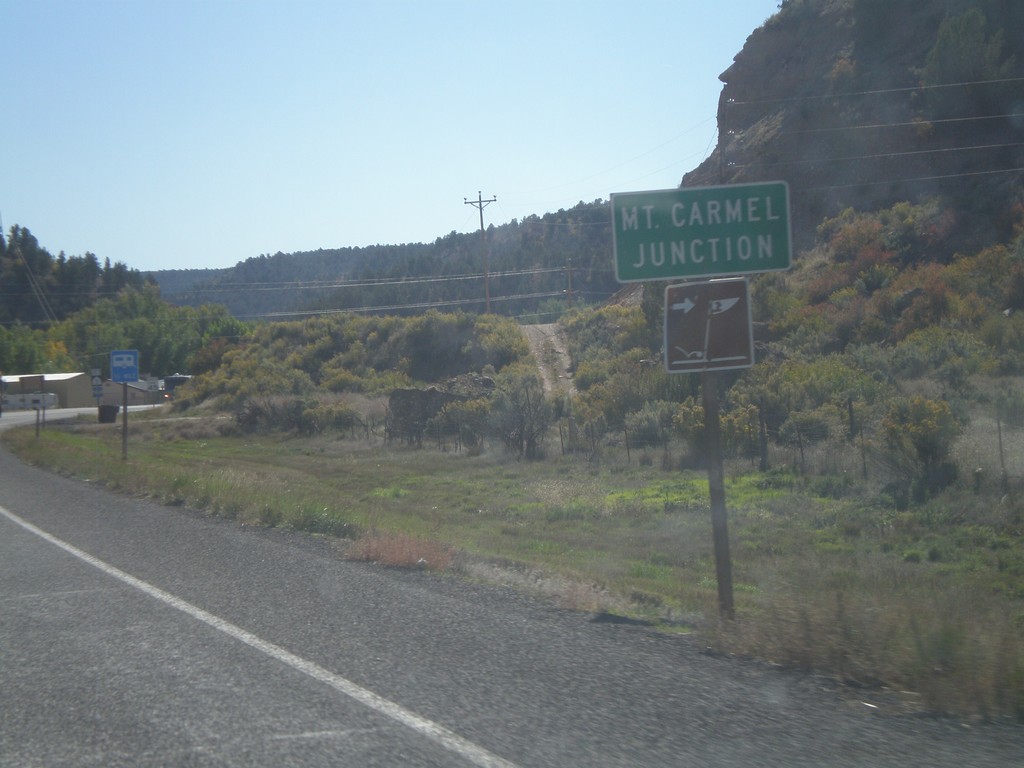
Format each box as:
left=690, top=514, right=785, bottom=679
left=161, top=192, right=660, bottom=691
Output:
left=111, top=350, right=139, bottom=383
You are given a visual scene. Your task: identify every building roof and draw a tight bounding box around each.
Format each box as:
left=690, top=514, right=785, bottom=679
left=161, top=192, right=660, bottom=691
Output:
left=2, top=372, right=87, bottom=383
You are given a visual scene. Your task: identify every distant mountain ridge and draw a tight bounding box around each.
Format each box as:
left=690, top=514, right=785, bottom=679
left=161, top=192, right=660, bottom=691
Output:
left=149, top=268, right=228, bottom=297
left=151, top=0, right=1024, bottom=319
left=151, top=203, right=617, bottom=319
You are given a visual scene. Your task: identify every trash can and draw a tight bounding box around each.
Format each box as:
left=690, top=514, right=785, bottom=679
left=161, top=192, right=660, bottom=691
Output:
left=98, top=405, right=120, bottom=423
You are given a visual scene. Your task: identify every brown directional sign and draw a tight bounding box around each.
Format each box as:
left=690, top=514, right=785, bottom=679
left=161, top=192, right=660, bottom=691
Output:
left=664, top=278, right=753, bottom=373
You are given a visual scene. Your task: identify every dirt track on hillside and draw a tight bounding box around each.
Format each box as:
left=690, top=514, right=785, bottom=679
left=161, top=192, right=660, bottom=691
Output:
left=522, top=323, right=575, bottom=396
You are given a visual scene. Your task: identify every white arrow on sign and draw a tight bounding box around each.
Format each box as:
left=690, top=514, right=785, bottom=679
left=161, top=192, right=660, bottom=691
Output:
left=670, top=297, right=696, bottom=313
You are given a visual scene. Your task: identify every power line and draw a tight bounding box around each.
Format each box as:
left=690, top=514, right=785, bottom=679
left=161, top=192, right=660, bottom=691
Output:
left=0, top=264, right=598, bottom=307
left=730, top=141, right=1024, bottom=171
left=164, top=266, right=566, bottom=294
left=807, top=165, right=1024, bottom=193
left=724, top=75, right=1024, bottom=108
left=780, top=111, right=1023, bottom=136
left=13, top=243, right=58, bottom=325
left=718, top=82, right=1024, bottom=191
left=242, top=290, right=567, bottom=320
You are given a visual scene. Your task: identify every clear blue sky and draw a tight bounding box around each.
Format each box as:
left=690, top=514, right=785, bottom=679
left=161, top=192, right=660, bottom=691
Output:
left=2, top=0, right=781, bottom=272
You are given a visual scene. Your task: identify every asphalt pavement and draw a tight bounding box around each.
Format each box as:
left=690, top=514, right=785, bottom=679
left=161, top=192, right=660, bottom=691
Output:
left=1, top=410, right=1021, bottom=766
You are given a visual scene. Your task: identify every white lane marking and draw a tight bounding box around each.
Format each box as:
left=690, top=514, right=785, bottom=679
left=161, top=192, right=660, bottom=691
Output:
left=0, top=505, right=519, bottom=768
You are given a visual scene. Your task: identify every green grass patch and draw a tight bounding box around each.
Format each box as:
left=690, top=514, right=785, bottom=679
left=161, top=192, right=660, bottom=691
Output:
left=5, top=417, right=1024, bottom=720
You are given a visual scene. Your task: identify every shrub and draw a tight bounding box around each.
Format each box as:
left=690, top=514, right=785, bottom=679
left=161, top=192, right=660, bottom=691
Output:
left=721, top=403, right=760, bottom=458
left=891, top=327, right=992, bottom=380
left=429, top=398, right=491, bottom=449
left=882, top=396, right=964, bottom=497
left=300, top=401, right=359, bottom=435
left=573, top=356, right=614, bottom=391
left=921, top=8, right=1017, bottom=119
left=625, top=401, right=676, bottom=448
left=779, top=409, right=833, bottom=447
left=561, top=305, right=652, bottom=369
left=489, top=364, right=552, bottom=459
left=321, top=366, right=366, bottom=393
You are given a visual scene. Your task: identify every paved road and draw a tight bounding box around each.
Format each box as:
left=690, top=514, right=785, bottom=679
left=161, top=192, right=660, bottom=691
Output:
left=0, top=405, right=151, bottom=430
left=1, top=411, right=1021, bottom=766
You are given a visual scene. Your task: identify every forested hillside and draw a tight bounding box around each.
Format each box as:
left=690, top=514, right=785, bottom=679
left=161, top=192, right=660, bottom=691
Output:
left=152, top=201, right=616, bottom=320
left=148, top=0, right=1024, bottom=323
left=0, top=225, right=144, bottom=326
left=0, top=226, right=247, bottom=377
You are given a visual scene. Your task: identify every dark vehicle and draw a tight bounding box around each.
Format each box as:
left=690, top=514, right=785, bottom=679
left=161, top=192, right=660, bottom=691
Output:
left=162, top=374, right=192, bottom=398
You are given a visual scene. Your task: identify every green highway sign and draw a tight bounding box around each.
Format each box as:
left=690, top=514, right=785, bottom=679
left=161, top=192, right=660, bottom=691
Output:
left=611, top=181, right=791, bottom=282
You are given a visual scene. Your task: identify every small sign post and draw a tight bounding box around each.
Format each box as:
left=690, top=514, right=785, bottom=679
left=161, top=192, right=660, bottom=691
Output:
left=662, top=278, right=755, bottom=619
left=110, top=350, right=139, bottom=460
left=91, top=368, right=103, bottom=402
left=611, top=182, right=792, bottom=619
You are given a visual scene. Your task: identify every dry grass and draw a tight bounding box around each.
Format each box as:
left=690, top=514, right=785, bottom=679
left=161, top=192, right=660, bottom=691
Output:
left=5, top=415, right=1024, bottom=719
left=347, top=531, right=456, bottom=571
left=706, top=551, right=1024, bottom=717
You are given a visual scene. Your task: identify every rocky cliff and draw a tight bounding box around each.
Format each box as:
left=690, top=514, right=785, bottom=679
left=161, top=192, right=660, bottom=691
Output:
left=683, top=0, right=1024, bottom=252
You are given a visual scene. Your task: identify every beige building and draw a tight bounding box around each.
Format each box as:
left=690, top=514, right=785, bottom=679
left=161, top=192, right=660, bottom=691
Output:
left=1, top=372, right=167, bottom=409
left=100, top=380, right=167, bottom=406
left=1, top=372, right=94, bottom=408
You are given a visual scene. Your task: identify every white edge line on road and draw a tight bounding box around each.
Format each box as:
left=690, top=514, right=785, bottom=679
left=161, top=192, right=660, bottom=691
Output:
left=0, top=504, right=519, bottom=768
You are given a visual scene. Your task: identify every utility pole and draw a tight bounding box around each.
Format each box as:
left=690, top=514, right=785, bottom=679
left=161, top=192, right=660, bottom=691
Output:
left=464, top=191, right=496, bottom=313
left=566, top=255, right=574, bottom=308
